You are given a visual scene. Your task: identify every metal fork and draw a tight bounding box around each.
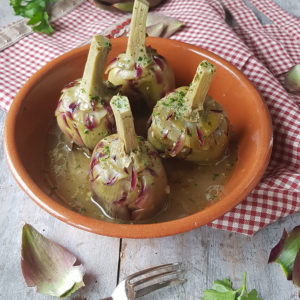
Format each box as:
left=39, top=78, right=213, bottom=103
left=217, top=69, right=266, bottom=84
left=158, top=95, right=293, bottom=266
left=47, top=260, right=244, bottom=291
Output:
left=100, top=262, right=186, bottom=300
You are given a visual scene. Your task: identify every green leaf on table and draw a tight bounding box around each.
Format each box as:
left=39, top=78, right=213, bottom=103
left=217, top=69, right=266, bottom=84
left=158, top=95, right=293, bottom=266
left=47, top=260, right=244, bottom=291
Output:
left=268, top=226, right=300, bottom=279
left=21, top=224, right=85, bottom=297
left=237, top=273, right=262, bottom=300
left=202, top=278, right=237, bottom=300
left=212, top=279, right=236, bottom=292
left=10, top=0, right=56, bottom=35
left=202, top=273, right=262, bottom=300
left=238, top=289, right=261, bottom=300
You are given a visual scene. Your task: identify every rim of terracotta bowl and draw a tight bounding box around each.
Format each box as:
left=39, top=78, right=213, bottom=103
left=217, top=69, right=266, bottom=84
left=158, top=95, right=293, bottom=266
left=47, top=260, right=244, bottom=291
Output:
left=3, top=37, right=272, bottom=239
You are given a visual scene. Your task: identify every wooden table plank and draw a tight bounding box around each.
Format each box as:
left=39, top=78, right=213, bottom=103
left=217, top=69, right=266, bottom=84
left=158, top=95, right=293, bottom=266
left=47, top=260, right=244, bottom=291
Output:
left=120, top=213, right=300, bottom=299
left=0, top=110, right=121, bottom=300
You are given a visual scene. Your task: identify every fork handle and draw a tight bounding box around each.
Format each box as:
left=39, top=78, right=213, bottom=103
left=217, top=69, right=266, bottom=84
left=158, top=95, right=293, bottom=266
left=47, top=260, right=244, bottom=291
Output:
left=100, top=297, right=112, bottom=300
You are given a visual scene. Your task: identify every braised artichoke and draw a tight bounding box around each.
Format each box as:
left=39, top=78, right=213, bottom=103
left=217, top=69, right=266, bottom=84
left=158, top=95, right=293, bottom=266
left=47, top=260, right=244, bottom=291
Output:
left=55, top=35, right=118, bottom=150
left=90, top=95, right=168, bottom=221
left=105, top=0, right=175, bottom=109
left=148, top=61, right=230, bottom=164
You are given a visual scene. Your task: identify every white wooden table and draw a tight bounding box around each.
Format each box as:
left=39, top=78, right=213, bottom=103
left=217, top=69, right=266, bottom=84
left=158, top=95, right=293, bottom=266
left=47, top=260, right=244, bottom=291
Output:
left=1, top=1, right=299, bottom=299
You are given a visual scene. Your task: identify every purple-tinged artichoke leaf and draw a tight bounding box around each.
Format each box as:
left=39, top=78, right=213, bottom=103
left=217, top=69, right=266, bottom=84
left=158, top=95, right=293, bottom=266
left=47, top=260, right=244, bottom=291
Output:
left=21, top=224, right=85, bottom=297
left=292, top=248, right=300, bottom=297
left=162, top=20, right=184, bottom=38
left=146, top=23, right=165, bottom=37
left=284, top=64, right=300, bottom=93
left=91, top=0, right=164, bottom=11
left=91, top=0, right=120, bottom=12
left=148, top=0, right=164, bottom=8
left=268, top=229, right=288, bottom=263
left=268, top=226, right=300, bottom=279
left=146, top=13, right=184, bottom=38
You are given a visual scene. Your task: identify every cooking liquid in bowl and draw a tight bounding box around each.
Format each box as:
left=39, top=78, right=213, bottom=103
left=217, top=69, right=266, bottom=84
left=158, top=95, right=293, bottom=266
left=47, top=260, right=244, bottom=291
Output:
left=44, top=116, right=238, bottom=224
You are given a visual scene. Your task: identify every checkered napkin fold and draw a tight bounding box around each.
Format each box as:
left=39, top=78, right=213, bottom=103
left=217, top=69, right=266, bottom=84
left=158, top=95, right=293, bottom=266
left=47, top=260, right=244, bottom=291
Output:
left=0, top=0, right=299, bottom=235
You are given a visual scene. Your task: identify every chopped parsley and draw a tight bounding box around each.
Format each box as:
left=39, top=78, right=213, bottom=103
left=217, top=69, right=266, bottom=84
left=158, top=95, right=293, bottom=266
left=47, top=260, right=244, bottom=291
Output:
left=105, top=41, right=111, bottom=49
left=112, top=95, right=128, bottom=110
left=160, top=90, right=188, bottom=119
left=137, top=55, right=153, bottom=66
left=90, top=95, right=99, bottom=102
left=212, top=173, right=219, bottom=180
left=104, top=145, right=110, bottom=157
left=200, top=60, right=214, bottom=69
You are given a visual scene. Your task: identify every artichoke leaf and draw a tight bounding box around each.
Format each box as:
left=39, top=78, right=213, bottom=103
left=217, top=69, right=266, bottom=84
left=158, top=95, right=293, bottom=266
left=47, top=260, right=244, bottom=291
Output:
left=284, top=64, right=300, bottom=93
left=292, top=247, right=300, bottom=297
left=92, top=0, right=164, bottom=12
left=146, top=13, right=184, bottom=38
left=21, top=224, right=85, bottom=297
left=146, top=23, right=165, bottom=37
left=113, top=2, right=134, bottom=11
left=268, top=225, right=300, bottom=279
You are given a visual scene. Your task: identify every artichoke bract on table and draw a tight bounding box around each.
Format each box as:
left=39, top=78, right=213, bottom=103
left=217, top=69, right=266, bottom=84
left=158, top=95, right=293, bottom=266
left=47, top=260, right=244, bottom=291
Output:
left=105, top=0, right=175, bottom=110
left=91, top=0, right=164, bottom=12
left=90, top=95, right=168, bottom=221
left=55, top=35, right=118, bottom=150
left=148, top=61, right=230, bottom=164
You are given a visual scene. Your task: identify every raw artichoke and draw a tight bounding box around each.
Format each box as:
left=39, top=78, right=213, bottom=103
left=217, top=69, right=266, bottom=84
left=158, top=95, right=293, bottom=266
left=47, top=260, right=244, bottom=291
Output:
left=55, top=35, right=118, bottom=150
left=90, top=95, right=168, bottom=221
left=21, top=224, right=85, bottom=297
left=284, top=64, right=300, bottom=93
left=148, top=61, right=230, bottom=164
left=105, top=0, right=175, bottom=109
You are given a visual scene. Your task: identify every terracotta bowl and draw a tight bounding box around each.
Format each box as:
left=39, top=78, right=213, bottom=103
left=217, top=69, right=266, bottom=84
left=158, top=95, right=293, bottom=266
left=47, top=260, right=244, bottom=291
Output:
left=4, top=37, right=272, bottom=238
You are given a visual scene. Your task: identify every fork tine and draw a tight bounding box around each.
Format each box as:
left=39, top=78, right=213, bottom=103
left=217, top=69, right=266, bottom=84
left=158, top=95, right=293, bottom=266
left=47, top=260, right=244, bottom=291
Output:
left=127, top=262, right=181, bottom=281
left=132, top=268, right=185, bottom=287
left=135, top=277, right=186, bottom=298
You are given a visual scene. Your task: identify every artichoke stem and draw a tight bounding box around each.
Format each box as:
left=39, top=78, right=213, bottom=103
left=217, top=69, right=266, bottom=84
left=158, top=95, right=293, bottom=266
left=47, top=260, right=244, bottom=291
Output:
left=126, top=0, right=149, bottom=62
left=185, top=60, right=216, bottom=111
left=80, top=35, right=111, bottom=102
left=110, top=95, right=138, bottom=153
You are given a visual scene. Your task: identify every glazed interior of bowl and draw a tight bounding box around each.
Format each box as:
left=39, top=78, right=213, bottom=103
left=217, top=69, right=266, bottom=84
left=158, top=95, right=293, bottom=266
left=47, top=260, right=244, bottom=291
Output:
left=4, top=37, right=272, bottom=238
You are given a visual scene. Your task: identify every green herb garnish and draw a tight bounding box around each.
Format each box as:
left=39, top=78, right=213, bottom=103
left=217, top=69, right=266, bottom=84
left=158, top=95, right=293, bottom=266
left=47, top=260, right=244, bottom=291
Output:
left=90, top=95, right=99, bottom=102
left=104, top=145, right=110, bottom=156
left=10, top=0, right=57, bottom=35
left=212, top=173, right=219, bottom=180
left=202, top=273, right=262, bottom=300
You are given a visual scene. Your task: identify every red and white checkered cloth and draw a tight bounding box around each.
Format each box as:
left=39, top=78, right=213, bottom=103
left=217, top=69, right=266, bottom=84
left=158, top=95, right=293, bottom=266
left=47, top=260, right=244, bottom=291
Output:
left=0, top=0, right=299, bottom=235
